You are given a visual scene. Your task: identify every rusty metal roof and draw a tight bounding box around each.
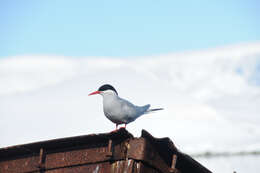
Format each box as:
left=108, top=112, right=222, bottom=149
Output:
left=0, top=129, right=133, bottom=161
left=0, top=129, right=211, bottom=173
left=141, top=130, right=211, bottom=173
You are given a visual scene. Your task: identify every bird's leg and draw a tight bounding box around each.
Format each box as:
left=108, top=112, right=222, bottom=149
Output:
left=119, top=124, right=127, bottom=129
left=111, top=124, right=118, bottom=133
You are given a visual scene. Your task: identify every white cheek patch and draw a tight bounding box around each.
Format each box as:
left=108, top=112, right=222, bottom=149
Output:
left=102, top=90, right=116, bottom=94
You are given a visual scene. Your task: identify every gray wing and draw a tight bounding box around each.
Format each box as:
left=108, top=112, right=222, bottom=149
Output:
left=117, top=97, right=150, bottom=123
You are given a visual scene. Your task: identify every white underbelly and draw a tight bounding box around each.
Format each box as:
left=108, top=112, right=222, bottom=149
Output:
left=104, top=111, right=127, bottom=124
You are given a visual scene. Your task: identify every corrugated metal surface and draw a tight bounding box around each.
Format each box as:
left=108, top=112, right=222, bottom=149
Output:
left=0, top=129, right=212, bottom=173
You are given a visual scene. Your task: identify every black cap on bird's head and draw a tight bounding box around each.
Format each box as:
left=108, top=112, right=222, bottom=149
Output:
left=98, top=84, right=118, bottom=95
left=89, top=84, right=118, bottom=96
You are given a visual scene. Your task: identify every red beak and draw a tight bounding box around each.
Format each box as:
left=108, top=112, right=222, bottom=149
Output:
left=88, top=91, right=101, bottom=96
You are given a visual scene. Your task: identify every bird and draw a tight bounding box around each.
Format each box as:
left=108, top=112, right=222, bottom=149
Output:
left=89, top=84, right=163, bottom=131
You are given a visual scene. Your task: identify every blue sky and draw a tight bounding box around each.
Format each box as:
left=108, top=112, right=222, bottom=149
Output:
left=1, top=0, right=259, bottom=57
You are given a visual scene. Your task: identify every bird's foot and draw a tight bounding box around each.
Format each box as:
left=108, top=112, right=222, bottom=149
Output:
left=110, top=124, right=126, bottom=133
left=119, top=124, right=126, bottom=129
left=110, top=129, right=118, bottom=133
left=110, top=124, right=119, bottom=133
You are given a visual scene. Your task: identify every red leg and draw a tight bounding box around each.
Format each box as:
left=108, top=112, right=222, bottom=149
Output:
left=120, top=124, right=127, bottom=129
left=111, top=124, right=118, bottom=133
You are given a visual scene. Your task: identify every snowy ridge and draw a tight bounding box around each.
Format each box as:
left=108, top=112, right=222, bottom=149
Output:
left=192, top=150, right=260, bottom=158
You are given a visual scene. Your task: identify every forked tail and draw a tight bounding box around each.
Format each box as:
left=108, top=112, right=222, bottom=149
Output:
left=149, top=108, right=164, bottom=112
left=145, top=107, right=164, bottom=114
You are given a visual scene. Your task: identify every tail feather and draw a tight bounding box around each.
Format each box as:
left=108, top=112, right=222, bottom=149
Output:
left=145, top=108, right=164, bottom=114
left=149, top=108, right=164, bottom=112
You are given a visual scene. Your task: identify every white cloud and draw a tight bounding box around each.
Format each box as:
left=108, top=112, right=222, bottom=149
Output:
left=0, top=55, right=80, bottom=95
left=0, top=42, right=260, bottom=155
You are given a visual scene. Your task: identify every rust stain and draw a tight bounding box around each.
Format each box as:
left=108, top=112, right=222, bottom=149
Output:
left=0, top=129, right=212, bottom=173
